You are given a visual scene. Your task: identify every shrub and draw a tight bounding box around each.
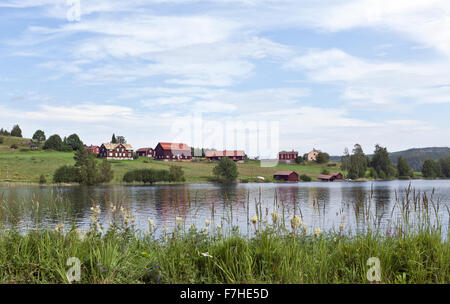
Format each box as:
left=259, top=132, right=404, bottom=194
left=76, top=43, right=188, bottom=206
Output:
left=61, top=145, right=73, bottom=152
left=0, top=136, right=3, bottom=144
left=39, top=174, right=46, bottom=184
left=212, top=157, right=239, bottom=183
left=53, top=166, right=82, bottom=183
left=299, top=174, right=312, bottom=182
left=123, top=169, right=171, bottom=184
left=169, top=165, right=185, bottom=182
left=320, top=169, right=330, bottom=175
left=295, top=156, right=304, bottom=164
left=10, top=144, right=18, bottom=149
left=98, top=160, right=114, bottom=184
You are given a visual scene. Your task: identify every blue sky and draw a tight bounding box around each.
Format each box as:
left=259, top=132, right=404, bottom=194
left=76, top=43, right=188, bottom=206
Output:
left=1, top=0, right=450, bottom=157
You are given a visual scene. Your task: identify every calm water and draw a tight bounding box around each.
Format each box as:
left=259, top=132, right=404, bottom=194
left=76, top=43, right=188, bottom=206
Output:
left=0, top=180, right=449, bottom=236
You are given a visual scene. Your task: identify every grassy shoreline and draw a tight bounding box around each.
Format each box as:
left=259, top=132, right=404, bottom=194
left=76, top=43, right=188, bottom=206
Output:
left=0, top=226, right=448, bottom=284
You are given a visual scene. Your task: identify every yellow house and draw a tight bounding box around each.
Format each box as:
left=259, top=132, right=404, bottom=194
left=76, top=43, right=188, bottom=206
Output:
left=307, top=148, right=320, bottom=161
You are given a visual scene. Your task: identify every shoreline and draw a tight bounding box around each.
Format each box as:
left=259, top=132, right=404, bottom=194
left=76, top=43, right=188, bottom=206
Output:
left=0, top=177, right=441, bottom=187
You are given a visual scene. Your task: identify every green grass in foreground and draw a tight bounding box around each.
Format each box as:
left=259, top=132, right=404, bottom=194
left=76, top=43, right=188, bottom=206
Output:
left=0, top=226, right=448, bottom=284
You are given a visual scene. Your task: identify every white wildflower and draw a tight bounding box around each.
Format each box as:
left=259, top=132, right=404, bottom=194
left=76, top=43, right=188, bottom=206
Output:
left=271, top=212, right=281, bottom=224
left=314, top=227, right=322, bottom=237
left=290, top=216, right=302, bottom=230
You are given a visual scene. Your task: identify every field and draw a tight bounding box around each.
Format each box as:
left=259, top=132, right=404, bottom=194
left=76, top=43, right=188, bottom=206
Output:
left=0, top=136, right=341, bottom=183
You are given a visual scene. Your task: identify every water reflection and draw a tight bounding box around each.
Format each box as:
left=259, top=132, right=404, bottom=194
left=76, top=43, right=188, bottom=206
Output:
left=0, top=180, right=448, bottom=236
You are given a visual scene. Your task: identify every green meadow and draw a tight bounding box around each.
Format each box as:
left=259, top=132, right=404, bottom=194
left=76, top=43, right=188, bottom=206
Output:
left=0, top=137, right=340, bottom=183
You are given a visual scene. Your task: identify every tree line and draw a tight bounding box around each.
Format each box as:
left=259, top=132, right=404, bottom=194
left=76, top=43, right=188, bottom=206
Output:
left=341, top=144, right=414, bottom=180
left=421, top=157, right=450, bottom=179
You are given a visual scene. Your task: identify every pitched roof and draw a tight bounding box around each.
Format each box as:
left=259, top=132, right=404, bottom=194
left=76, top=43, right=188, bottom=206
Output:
left=137, top=148, right=153, bottom=152
left=102, top=143, right=133, bottom=150
left=278, top=150, right=298, bottom=154
left=273, top=170, right=298, bottom=176
left=157, top=142, right=190, bottom=151
left=205, top=150, right=245, bottom=157
left=318, top=174, right=333, bottom=180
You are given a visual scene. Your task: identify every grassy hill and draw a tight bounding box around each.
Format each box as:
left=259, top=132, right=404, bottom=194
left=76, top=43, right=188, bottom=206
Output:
left=0, top=135, right=40, bottom=153
left=0, top=138, right=343, bottom=183
left=331, top=147, right=450, bottom=172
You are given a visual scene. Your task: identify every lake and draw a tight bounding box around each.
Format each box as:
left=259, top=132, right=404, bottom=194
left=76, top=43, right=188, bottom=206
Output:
left=0, top=180, right=449, bottom=237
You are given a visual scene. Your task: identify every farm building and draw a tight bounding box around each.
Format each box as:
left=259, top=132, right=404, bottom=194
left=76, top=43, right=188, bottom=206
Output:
left=205, top=150, right=245, bottom=162
left=318, top=172, right=343, bottom=182
left=154, top=142, right=192, bottom=161
left=85, top=145, right=100, bottom=154
left=98, top=143, right=134, bottom=160
left=307, top=148, right=320, bottom=161
left=273, top=170, right=299, bottom=182
left=136, top=148, right=154, bottom=158
left=278, top=150, right=298, bottom=164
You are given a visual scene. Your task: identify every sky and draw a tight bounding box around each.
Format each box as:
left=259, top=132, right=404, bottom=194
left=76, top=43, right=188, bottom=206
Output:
left=1, top=0, right=450, bottom=157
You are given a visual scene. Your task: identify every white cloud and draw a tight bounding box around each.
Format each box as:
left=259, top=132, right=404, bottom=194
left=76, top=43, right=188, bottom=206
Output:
left=286, top=48, right=450, bottom=107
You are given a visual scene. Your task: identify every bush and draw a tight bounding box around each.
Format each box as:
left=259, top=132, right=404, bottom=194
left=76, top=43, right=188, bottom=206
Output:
left=39, top=174, right=46, bottom=184
left=61, top=145, right=73, bottom=152
left=123, top=169, right=171, bottom=184
left=53, top=166, right=82, bottom=183
left=169, top=165, right=185, bottom=182
left=320, top=169, right=330, bottom=175
left=299, top=174, right=312, bottom=182
left=10, top=144, right=18, bottom=149
left=295, top=156, right=304, bottom=164
left=0, top=136, right=3, bottom=144
left=98, top=160, right=114, bottom=184
left=212, top=157, right=239, bottom=183
left=327, top=163, right=337, bottom=167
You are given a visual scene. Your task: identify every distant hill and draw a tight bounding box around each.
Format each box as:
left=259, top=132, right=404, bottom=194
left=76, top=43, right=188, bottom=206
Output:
left=330, top=147, right=450, bottom=171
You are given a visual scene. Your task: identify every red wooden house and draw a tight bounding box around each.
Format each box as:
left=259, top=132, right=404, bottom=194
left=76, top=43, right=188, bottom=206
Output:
left=205, top=150, right=245, bottom=162
left=136, top=148, right=154, bottom=158
left=278, top=150, right=298, bottom=164
left=85, top=145, right=100, bottom=155
left=99, top=143, right=134, bottom=160
left=154, top=142, right=192, bottom=161
left=273, top=170, right=299, bottom=182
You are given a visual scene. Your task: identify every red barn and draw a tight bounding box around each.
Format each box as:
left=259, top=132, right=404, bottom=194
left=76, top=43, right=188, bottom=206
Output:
left=205, top=150, right=245, bottom=162
left=136, top=148, right=154, bottom=158
left=273, top=170, right=299, bottom=182
left=99, top=143, right=134, bottom=160
left=318, top=172, right=343, bottom=182
left=85, top=145, right=100, bottom=155
left=154, top=142, right=192, bottom=161
left=278, top=150, right=298, bottom=164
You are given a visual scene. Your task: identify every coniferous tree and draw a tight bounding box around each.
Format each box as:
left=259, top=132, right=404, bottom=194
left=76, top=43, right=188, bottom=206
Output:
left=11, top=124, right=22, bottom=137
left=111, top=134, right=117, bottom=143
left=397, top=156, right=413, bottom=178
